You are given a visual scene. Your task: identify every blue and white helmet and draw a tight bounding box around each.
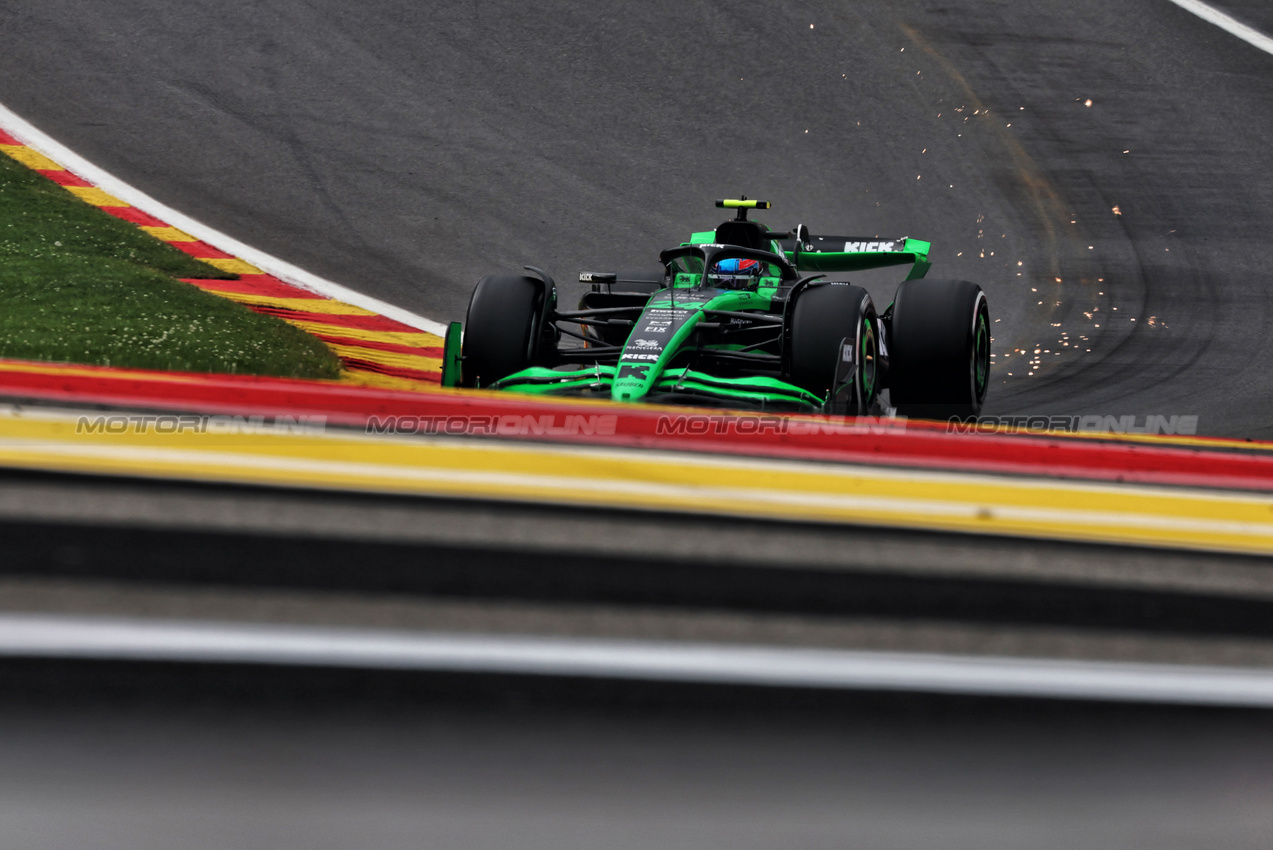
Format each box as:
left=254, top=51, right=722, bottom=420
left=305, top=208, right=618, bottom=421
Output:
left=708, top=257, right=763, bottom=290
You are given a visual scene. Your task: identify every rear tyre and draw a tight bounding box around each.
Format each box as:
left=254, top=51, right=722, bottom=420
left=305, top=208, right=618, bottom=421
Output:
left=888, top=278, right=990, bottom=419
left=789, top=283, right=878, bottom=412
left=461, top=274, right=543, bottom=387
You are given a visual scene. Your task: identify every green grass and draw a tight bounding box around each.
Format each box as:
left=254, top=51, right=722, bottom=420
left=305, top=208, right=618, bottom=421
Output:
left=0, top=153, right=341, bottom=378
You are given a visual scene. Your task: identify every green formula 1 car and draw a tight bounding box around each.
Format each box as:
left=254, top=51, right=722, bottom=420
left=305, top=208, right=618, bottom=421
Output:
left=441, top=199, right=991, bottom=418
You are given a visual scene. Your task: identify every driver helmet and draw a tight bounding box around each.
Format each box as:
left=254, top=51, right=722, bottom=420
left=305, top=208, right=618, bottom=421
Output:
left=708, top=257, right=763, bottom=290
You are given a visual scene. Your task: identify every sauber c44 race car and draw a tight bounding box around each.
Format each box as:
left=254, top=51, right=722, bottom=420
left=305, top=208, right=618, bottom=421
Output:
left=440, top=199, right=991, bottom=418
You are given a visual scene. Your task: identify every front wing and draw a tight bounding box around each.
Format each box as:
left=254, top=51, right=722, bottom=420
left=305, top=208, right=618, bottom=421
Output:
left=489, top=365, right=825, bottom=411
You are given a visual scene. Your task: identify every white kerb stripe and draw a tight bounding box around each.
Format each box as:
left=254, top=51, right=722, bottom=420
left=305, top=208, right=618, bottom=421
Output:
left=0, top=100, right=448, bottom=336
left=2, top=614, right=1273, bottom=707
left=1165, top=0, right=1273, bottom=56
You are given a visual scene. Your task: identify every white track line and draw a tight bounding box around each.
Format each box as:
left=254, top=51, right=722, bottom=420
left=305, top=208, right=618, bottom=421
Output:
left=0, top=101, right=448, bottom=336
left=1166, top=0, right=1273, bottom=56
left=3, top=613, right=1273, bottom=707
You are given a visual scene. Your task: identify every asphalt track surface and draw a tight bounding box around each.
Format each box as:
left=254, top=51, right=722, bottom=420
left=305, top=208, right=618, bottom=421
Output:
left=3, top=1, right=1273, bottom=844
left=3, top=0, right=1273, bottom=436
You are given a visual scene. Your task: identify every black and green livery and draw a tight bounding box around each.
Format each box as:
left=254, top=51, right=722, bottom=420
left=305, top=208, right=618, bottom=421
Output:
left=442, top=199, right=991, bottom=418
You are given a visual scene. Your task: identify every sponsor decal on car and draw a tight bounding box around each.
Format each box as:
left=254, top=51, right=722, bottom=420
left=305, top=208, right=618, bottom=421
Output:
left=644, top=308, right=692, bottom=319
left=843, top=241, right=898, bottom=253
left=658, top=292, right=712, bottom=303
left=622, top=353, right=660, bottom=361
left=633, top=339, right=660, bottom=349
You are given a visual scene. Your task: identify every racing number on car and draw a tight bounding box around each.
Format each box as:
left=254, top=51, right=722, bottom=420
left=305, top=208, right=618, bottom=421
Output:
left=618, top=365, right=649, bottom=380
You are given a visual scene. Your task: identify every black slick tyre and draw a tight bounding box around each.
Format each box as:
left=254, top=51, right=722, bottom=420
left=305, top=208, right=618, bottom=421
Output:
left=461, top=274, right=542, bottom=387
left=887, top=278, right=990, bottom=419
left=789, top=282, right=878, bottom=412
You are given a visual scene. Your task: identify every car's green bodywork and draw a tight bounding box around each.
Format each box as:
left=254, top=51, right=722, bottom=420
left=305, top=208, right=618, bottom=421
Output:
left=443, top=208, right=933, bottom=411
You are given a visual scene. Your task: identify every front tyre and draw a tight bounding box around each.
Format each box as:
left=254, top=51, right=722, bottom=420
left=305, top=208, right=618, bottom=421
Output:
left=461, top=274, right=543, bottom=387
left=888, top=279, right=990, bottom=419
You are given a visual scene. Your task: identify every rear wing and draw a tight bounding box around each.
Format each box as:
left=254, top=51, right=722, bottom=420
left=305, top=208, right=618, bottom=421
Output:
left=778, top=235, right=932, bottom=280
